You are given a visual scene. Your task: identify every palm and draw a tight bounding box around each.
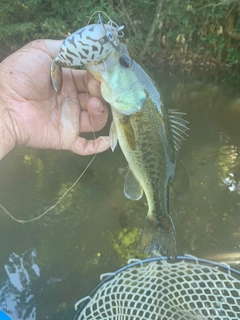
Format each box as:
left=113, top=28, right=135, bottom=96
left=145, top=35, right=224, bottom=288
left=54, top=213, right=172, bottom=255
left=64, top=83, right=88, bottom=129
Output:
left=0, top=40, right=109, bottom=155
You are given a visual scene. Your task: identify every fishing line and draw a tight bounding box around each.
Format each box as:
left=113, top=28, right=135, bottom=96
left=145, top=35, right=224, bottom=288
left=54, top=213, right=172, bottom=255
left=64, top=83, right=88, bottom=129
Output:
left=0, top=146, right=99, bottom=223
left=87, top=11, right=113, bottom=26
left=0, top=71, right=99, bottom=223
left=0, top=152, right=97, bottom=223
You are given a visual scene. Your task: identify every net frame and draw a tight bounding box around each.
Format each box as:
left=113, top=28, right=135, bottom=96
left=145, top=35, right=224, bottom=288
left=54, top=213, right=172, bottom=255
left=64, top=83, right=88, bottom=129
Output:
left=73, top=255, right=240, bottom=320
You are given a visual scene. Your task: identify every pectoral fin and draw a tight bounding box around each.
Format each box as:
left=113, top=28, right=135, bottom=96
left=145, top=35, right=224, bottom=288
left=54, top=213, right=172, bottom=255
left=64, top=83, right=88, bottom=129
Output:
left=109, top=121, right=118, bottom=151
left=171, top=156, right=189, bottom=195
left=124, top=168, right=143, bottom=200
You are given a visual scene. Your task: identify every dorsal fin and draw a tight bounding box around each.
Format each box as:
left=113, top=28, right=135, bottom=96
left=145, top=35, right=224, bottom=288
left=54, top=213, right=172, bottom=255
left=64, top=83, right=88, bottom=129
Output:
left=169, top=109, right=189, bottom=153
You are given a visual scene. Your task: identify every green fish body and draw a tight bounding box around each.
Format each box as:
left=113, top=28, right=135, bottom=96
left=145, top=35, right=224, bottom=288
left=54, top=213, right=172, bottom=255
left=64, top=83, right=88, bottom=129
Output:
left=86, top=44, right=189, bottom=258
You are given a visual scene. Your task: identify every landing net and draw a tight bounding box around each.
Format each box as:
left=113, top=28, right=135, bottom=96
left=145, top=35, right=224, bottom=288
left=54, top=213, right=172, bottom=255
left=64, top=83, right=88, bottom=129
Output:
left=74, top=255, right=240, bottom=320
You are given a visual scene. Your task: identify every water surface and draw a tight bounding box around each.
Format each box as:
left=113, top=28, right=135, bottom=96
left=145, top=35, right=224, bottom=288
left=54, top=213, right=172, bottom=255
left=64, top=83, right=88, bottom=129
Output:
left=0, top=68, right=240, bottom=319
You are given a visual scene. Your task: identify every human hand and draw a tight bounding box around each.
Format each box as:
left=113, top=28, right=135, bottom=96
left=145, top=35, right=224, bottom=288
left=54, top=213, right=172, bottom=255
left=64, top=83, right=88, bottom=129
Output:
left=0, top=39, right=110, bottom=160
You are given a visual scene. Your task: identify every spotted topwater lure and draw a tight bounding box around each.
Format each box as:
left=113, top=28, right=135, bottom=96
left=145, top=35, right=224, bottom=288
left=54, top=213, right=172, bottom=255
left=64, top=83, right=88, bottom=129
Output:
left=51, top=14, right=124, bottom=94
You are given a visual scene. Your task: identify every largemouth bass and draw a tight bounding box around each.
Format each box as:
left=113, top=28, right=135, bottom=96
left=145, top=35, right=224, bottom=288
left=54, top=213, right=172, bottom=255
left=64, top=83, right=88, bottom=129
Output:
left=86, top=43, right=189, bottom=258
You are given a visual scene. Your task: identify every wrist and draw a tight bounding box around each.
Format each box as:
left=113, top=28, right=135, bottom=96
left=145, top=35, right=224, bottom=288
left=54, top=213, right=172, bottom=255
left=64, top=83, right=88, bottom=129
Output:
left=0, top=96, right=16, bottom=160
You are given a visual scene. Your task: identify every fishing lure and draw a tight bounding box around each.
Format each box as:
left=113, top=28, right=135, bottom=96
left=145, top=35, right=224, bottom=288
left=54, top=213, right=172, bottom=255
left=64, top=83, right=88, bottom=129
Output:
left=51, top=13, right=124, bottom=94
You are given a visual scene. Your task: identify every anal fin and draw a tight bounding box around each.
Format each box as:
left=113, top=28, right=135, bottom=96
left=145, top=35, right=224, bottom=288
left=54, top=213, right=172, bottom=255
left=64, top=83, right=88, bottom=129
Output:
left=124, top=168, right=143, bottom=200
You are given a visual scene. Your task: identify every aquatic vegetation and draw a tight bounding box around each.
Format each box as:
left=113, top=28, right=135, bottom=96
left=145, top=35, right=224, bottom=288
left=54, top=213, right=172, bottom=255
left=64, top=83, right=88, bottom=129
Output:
left=49, top=182, right=91, bottom=220
left=111, top=227, right=144, bottom=262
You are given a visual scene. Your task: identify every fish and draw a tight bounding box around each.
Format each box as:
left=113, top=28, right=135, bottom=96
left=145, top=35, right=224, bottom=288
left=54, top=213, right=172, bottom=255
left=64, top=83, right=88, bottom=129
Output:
left=86, top=43, right=189, bottom=259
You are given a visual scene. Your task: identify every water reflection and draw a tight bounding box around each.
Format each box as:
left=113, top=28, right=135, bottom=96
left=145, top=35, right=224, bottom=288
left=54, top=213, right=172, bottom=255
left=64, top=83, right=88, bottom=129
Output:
left=205, top=252, right=240, bottom=265
left=0, top=249, right=40, bottom=320
left=215, top=133, right=240, bottom=194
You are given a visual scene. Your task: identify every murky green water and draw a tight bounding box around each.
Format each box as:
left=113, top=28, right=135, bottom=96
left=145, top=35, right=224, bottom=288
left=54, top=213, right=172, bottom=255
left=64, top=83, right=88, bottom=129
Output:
left=0, top=68, right=240, bottom=319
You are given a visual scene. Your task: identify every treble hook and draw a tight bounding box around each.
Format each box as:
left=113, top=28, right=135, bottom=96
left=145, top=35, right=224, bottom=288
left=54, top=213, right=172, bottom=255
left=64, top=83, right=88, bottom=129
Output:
left=97, top=13, right=123, bottom=52
left=96, top=57, right=110, bottom=72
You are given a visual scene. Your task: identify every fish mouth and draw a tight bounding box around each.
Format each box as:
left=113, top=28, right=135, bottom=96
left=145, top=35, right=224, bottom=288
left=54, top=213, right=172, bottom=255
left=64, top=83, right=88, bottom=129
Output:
left=94, top=50, right=116, bottom=71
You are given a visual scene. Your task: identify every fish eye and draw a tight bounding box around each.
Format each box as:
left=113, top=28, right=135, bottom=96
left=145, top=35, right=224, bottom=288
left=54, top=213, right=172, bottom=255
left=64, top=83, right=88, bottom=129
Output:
left=119, top=54, right=132, bottom=68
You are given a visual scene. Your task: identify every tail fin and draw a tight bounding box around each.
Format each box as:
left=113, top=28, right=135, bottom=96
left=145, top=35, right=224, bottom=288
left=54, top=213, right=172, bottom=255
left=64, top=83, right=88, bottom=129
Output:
left=140, top=213, right=177, bottom=259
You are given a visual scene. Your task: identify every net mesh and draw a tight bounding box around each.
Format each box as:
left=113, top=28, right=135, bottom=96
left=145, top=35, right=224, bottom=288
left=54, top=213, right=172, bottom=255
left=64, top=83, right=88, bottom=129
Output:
left=75, top=256, right=240, bottom=320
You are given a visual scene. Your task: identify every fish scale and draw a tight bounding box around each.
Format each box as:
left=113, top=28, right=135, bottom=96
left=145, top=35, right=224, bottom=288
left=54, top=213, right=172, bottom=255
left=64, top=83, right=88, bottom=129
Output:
left=111, top=93, right=177, bottom=256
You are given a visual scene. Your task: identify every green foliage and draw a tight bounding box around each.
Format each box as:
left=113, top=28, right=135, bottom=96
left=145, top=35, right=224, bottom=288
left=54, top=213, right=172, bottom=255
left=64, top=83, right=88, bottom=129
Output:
left=0, top=0, right=119, bottom=53
left=226, top=47, right=240, bottom=64
left=1, top=0, right=240, bottom=66
left=118, top=0, right=240, bottom=64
